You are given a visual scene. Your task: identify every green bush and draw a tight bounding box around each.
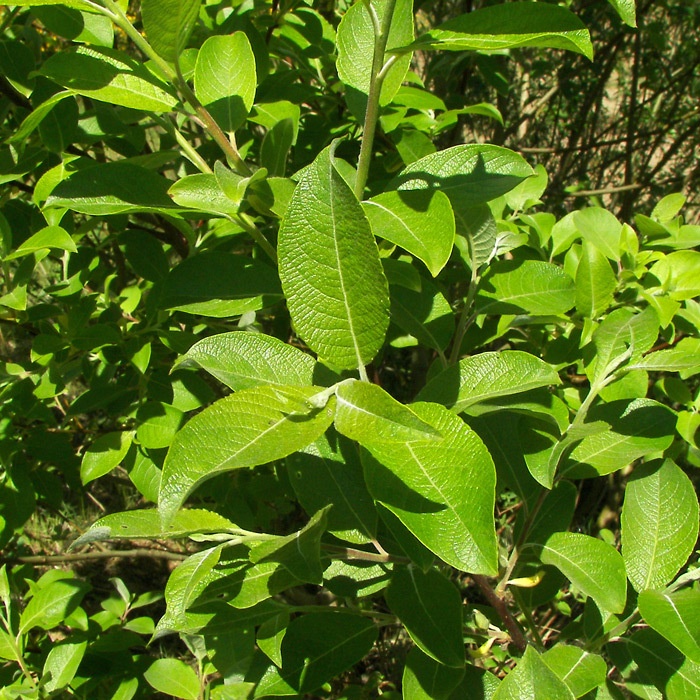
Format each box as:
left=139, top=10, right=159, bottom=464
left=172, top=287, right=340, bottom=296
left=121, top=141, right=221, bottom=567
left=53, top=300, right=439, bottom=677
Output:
left=0, top=0, right=698, bottom=697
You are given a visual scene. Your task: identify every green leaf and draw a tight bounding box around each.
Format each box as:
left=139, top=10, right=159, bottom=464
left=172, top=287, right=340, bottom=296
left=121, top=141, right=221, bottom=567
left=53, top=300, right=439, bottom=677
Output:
left=287, top=430, right=378, bottom=544
left=402, top=647, right=465, bottom=700
left=158, top=252, right=283, bottom=318
left=542, top=646, right=607, bottom=697
left=142, top=0, right=201, bottom=62
left=136, top=402, right=185, bottom=450
left=73, top=508, right=237, bottom=547
left=409, top=2, right=592, bottom=59
left=362, top=190, right=455, bottom=277
left=335, top=379, right=441, bottom=443
left=418, top=351, right=561, bottom=414
left=80, top=430, right=134, bottom=484
left=45, top=161, right=176, bottom=216
left=19, top=578, right=89, bottom=633
left=168, top=173, right=241, bottom=216
left=249, top=506, right=330, bottom=584
left=254, top=611, right=377, bottom=696
left=175, top=332, right=316, bottom=391
left=336, top=0, right=414, bottom=115
left=7, top=91, right=74, bottom=145
left=492, top=646, right=575, bottom=700
left=194, top=33, right=256, bottom=132
left=475, top=260, right=575, bottom=316
left=621, top=459, right=699, bottom=592
left=537, top=532, right=627, bottom=614
left=564, top=399, right=676, bottom=478
left=386, top=566, right=464, bottom=668
left=144, top=658, right=200, bottom=700
left=158, top=385, right=336, bottom=523
left=257, top=611, right=289, bottom=668
left=627, top=628, right=700, bottom=700
left=9, top=0, right=96, bottom=8
left=362, top=401, right=498, bottom=575
left=38, top=45, right=177, bottom=112
left=575, top=240, right=618, bottom=319
left=574, top=207, right=623, bottom=261
left=43, top=640, right=87, bottom=693
left=628, top=338, right=700, bottom=376
left=606, top=0, right=637, bottom=27
left=3, top=225, right=77, bottom=261
left=393, top=145, right=534, bottom=210
left=31, top=6, right=114, bottom=46
left=278, top=144, right=390, bottom=371
left=639, top=589, right=700, bottom=663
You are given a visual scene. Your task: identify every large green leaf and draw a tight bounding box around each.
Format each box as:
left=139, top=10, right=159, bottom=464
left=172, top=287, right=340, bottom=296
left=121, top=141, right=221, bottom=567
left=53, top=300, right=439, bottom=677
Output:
left=627, top=337, right=700, bottom=376
left=385, top=566, right=464, bottom=668
left=278, top=144, right=390, bottom=370
left=158, top=252, right=283, bottom=318
left=575, top=240, right=617, bottom=319
left=362, top=401, right=498, bottom=575
left=19, top=578, right=89, bottom=634
left=418, top=351, right=561, bottom=414
left=574, top=207, right=623, bottom=261
left=406, top=2, right=592, bottom=59
left=175, top=332, right=316, bottom=391
left=45, top=161, right=177, bottom=216
left=639, top=589, right=700, bottom=664
left=627, top=628, right=700, bottom=700
left=362, top=190, right=455, bottom=277
left=142, top=0, right=201, bottom=62
left=564, top=399, right=676, bottom=478
left=621, top=459, right=699, bottom=592
left=158, top=385, right=336, bottom=523
left=393, top=145, right=534, bottom=210
left=336, top=0, right=414, bottom=115
left=402, top=647, right=465, bottom=700
left=335, top=379, right=441, bottom=443
left=537, top=532, right=627, bottom=614
left=492, top=646, right=575, bottom=700
left=254, top=611, right=377, bottom=696
left=194, top=33, right=257, bottom=132
left=542, top=646, right=607, bottom=697
left=475, top=259, right=576, bottom=316
left=38, top=46, right=177, bottom=112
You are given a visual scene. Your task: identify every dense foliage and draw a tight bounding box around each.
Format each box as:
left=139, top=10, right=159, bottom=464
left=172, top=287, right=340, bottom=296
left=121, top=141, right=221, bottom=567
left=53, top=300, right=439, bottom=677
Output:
left=0, top=0, right=699, bottom=698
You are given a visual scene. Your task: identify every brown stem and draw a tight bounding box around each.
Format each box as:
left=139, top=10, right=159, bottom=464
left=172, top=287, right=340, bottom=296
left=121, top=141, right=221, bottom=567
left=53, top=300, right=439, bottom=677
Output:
left=472, top=574, right=528, bottom=652
left=1, top=549, right=187, bottom=565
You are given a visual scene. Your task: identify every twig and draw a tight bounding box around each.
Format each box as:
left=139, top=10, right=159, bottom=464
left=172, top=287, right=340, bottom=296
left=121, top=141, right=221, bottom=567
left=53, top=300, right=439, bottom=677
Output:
left=2, top=549, right=187, bottom=565
left=472, top=574, right=528, bottom=652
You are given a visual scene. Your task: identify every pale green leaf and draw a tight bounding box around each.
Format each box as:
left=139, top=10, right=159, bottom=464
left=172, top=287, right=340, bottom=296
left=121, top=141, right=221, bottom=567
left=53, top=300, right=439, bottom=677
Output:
left=493, top=646, right=575, bottom=700
left=402, top=647, right=465, bottom=700
left=628, top=338, right=700, bottom=376
left=19, top=579, right=89, bottom=633
left=43, top=641, right=87, bottom=693
left=575, top=240, right=618, bottom=319
left=168, top=173, right=241, bottom=215
left=38, top=45, right=178, bottom=112
left=542, top=646, right=607, bottom=697
left=158, top=385, right=336, bottom=523
left=385, top=567, right=464, bottom=668
left=257, top=611, right=289, bottom=668
left=538, top=532, right=627, bottom=614
left=144, top=658, right=200, bottom=700
left=639, top=589, right=700, bottom=663
left=175, top=332, right=316, bottom=391
left=142, top=0, right=201, bottom=62
left=8, top=0, right=96, bottom=8
left=80, top=430, right=134, bottom=484
left=418, top=351, right=561, bottom=414
left=408, top=2, right=592, bottom=60
left=621, top=459, right=699, bottom=592
left=574, top=207, right=623, bottom=261
left=606, top=0, right=636, bottom=27
left=32, top=6, right=114, bottom=46
left=362, top=189, right=455, bottom=277
left=278, top=144, right=390, bottom=370
left=3, top=225, right=77, bottom=261
left=476, top=260, right=575, bottom=316
left=362, top=401, right=498, bottom=575
left=194, top=33, right=256, bottom=131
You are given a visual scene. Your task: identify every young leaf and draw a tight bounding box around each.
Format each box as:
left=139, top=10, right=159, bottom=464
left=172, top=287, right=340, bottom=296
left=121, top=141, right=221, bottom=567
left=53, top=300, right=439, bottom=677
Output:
left=254, top=611, right=377, bottom=696
left=278, top=144, right=390, bottom=371
left=194, top=33, right=257, bottom=132
left=158, top=385, right=336, bottom=524
left=144, top=658, right=200, bottom=700
left=402, top=647, right=465, bottom=700
left=385, top=566, right=465, bottom=668
left=362, top=189, right=455, bottom=277
left=542, top=646, right=607, bottom=697
left=393, top=144, right=534, bottom=210
left=475, top=260, right=576, bottom=316
left=407, top=2, right=592, bottom=59
left=492, top=646, right=575, bottom=700
left=142, top=0, right=202, bottom=63
left=335, top=379, right=441, bottom=443
left=621, top=459, right=699, bottom=592
left=362, top=401, right=498, bottom=575
left=80, top=430, right=134, bottom=484
left=639, top=589, right=700, bottom=664
left=537, top=532, right=627, bottom=614
left=418, top=351, right=561, bottom=414
left=38, top=46, right=178, bottom=113
left=175, top=332, right=316, bottom=391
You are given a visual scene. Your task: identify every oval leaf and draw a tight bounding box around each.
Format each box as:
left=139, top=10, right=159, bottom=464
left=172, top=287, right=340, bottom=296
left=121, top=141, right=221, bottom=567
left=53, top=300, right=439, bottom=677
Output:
left=142, top=0, right=201, bottom=62
left=144, top=658, right=200, bottom=700
left=493, top=646, right=575, bottom=700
